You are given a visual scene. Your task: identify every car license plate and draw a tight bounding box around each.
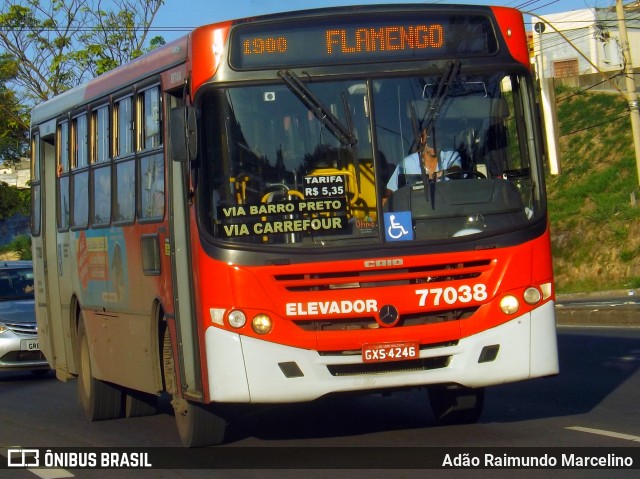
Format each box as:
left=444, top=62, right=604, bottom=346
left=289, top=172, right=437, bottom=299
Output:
left=362, top=341, right=419, bottom=363
left=21, top=338, right=40, bottom=351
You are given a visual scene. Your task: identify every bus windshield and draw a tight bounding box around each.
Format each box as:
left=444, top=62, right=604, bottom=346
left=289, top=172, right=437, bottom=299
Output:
left=198, top=70, right=543, bottom=248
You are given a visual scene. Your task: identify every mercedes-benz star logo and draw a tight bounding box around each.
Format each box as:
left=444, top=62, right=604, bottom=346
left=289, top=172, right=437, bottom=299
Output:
left=378, top=304, right=399, bottom=327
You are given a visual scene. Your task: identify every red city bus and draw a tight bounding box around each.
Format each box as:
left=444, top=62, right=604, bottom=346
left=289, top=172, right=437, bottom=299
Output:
left=31, top=4, right=558, bottom=447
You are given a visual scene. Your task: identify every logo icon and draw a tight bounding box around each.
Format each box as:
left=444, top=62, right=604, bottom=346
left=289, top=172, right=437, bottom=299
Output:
left=378, top=304, right=400, bottom=327
left=7, top=449, right=39, bottom=467
left=384, top=211, right=413, bottom=241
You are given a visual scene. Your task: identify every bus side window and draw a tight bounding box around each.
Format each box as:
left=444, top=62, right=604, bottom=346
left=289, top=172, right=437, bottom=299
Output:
left=91, top=105, right=112, bottom=226
left=115, top=96, right=134, bottom=158
left=139, top=86, right=162, bottom=151
left=114, top=160, right=136, bottom=223
left=140, top=154, right=165, bottom=220
left=72, top=171, right=89, bottom=228
left=71, top=113, right=89, bottom=229
left=29, top=133, right=41, bottom=235
left=93, top=165, right=111, bottom=225
left=57, top=121, right=71, bottom=230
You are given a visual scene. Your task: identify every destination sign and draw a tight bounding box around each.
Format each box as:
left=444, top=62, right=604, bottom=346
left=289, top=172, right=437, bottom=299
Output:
left=230, top=13, right=497, bottom=69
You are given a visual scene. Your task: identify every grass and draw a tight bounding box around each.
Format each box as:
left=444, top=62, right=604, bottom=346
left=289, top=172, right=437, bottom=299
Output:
left=0, top=235, right=32, bottom=260
left=548, top=88, right=640, bottom=293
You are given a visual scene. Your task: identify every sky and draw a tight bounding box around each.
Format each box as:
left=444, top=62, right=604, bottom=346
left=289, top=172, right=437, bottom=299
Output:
left=152, top=0, right=618, bottom=43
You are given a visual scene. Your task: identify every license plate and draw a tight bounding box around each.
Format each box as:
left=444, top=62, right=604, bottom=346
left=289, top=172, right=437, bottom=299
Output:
left=362, top=341, right=419, bottom=363
left=21, top=339, right=40, bottom=351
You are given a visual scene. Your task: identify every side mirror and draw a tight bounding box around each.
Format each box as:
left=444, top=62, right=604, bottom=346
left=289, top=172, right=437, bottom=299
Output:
left=170, top=106, right=198, bottom=162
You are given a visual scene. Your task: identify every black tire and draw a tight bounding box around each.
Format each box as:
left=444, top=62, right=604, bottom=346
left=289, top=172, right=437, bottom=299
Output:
left=428, top=385, right=484, bottom=425
left=77, top=314, right=124, bottom=421
left=162, top=328, right=227, bottom=447
left=125, top=390, right=158, bottom=418
left=174, top=398, right=227, bottom=447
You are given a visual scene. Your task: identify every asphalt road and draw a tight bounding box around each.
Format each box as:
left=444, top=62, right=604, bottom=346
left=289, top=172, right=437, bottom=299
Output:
left=556, top=290, right=640, bottom=327
left=1, top=321, right=639, bottom=479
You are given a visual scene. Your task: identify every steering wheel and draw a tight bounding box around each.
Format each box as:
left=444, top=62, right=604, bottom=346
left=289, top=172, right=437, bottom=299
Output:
left=443, top=169, right=486, bottom=180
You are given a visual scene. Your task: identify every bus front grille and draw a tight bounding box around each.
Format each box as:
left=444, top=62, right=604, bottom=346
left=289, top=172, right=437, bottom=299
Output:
left=274, top=259, right=491, bottom=292
left=292, top=308, right=477, bottom=331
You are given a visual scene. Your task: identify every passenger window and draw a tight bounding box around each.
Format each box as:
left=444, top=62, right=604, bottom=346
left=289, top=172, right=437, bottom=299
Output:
left=72, top=113, right=88, bottom=169
left=114, top=159, right=135, bottom=222
left=57, top=122, right=70, bottom=230
left=92, top=165, right=111, bottom=225
left=58, top=121, right=69, bottom=173
left=93, top=105, right=110, bottom=163
left=58, top=176, right=70, bottom=230
left=139, top=154, right=164, bottom=220
left=115, top=97, right=134, bottom=157
left=72, top=171, right=89, bottom=228
left=30, top=133, right=41, bottom=237
left=140, top=87, right=162, bottom=150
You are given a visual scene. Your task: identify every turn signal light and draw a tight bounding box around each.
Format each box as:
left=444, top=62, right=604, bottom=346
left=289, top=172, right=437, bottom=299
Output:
left=252, top=314, right=273, bottom=335
left=500, top=295, right=519, bottom=315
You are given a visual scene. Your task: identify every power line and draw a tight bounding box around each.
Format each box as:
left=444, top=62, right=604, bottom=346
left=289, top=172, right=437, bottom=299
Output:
left=556, top=72, right=625, bottom=101
left=0, top=26, right=191, bottom=32
left=561, top=111, right=628, bottom=136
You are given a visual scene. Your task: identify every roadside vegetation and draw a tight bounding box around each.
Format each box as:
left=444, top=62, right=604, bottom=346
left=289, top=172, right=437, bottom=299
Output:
left=0, top=182, right=31, bottom=260
left=1, top=1, right=167, bottom=261
left=549, top=86, right=640, bottom=293
left=0, top=235, right=31, bottom=260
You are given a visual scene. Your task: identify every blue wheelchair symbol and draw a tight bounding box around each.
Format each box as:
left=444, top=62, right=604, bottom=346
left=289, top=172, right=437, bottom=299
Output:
left=384, top=211, right=413, bottom=241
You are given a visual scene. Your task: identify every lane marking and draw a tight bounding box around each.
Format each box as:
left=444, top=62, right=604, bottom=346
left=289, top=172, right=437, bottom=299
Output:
left=27, top=470, right=75, bottom=479
left=567, top=426, right=640, bottom=442
left=0, top=447, right=75, bottom=478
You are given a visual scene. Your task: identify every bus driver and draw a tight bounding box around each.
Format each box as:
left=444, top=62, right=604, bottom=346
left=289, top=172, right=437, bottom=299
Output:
left=383, top=129, right=461, bottom=201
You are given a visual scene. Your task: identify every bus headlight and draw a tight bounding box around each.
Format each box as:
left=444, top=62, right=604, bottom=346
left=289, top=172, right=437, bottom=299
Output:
left=227, top=310, right=247, bottom=328
left=523, top=287, right=542, bottom=305
left=252, top=314, right=273, bottom=335
left=500, top=295, right=519, bottom=315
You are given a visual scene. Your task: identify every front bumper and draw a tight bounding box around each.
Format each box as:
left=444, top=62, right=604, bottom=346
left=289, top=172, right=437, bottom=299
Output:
left=0, top=335, right=49, bottom=371
left=204, top=301, right=559, bottom=403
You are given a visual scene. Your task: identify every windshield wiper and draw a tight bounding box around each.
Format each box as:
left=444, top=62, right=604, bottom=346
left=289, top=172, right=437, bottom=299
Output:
left=419, top=60, right=461, bottom=206
left=277, top=70, right=358, bottom=147
left=421, top=59, right=461, bottom=138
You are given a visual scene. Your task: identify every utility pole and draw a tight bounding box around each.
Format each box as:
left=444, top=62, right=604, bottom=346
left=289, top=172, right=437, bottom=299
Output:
left=616, top=0, right=640, bottom=186
left=534, top=21, right=561, bottom=175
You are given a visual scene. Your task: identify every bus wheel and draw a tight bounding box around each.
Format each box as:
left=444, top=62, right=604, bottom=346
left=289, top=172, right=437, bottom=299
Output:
left=173, top=398, right=227, bottom=447
left=125, top=390, right=158, bottom=418
left=428, top=385, right=484, bottom=425
left=162, top=330, right=227, bottom=447
left=77, top=315, right=124, bottom=421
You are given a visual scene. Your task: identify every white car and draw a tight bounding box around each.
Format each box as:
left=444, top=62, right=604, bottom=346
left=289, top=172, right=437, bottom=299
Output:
left=0, top=260, right=50, bottom=376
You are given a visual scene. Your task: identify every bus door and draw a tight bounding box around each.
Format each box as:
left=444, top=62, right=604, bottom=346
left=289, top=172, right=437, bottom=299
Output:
left=166, top=92, right=202, bottom=398
left=32, top=122, right=74, bottom=378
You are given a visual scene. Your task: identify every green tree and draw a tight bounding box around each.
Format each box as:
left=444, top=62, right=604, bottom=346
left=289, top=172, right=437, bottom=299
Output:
left=77, top=1, right=166, bottom=76
left=0, top=0, right=165, bottom=103
left=0, top=181, right=29, bottom=219
left=0, top=54, right=28, bottom=165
